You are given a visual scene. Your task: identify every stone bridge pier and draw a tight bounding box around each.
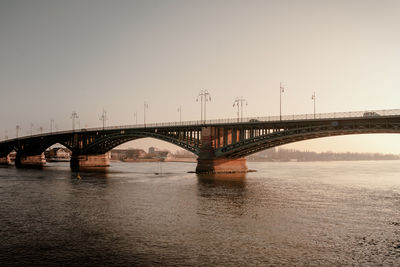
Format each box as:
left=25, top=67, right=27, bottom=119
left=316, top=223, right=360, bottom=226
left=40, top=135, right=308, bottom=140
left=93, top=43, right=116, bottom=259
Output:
left=196, top=127, right=248, bottom=174
left=0, top=155, right=11, bottom=165
left=15, top=153, right=46, bottom=167
left=70, top=154, right=110, bottom=171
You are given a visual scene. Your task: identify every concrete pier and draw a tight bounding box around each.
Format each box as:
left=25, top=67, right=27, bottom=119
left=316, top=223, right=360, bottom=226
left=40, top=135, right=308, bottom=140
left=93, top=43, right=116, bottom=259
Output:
left=70, top=154, right=110, bottom=171
left=196, top=157, right=248, bottom=173
left=0, top=155, right=11, bottom=165
left=15, top=153, right=46, bottom=167
left=196, top=127, right=248, bottom=174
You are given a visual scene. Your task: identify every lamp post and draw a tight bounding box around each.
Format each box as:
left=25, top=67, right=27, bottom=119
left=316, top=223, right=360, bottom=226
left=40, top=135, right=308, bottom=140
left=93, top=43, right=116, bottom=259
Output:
left=144, top=102, right=149, bottom=127
left=39, top=126, right=43, bottom=134
left=204, top=90, right=211, bottom=122
left=312, top=92, right=316, bottom=119
left=16, top=125, right=20, bottom=138
left=134, top=112, right=138, bottom=125
left=30, top=123, right=34, bottom=136
left=99, top=109, right=107, bottom=130
left=70, top=111, right=79, bottom=131
left=280, top=82, right=285, bottom=121
left=233, top=97, right=248, bottom=122
left=196, top=90, right=203, bottom=122
left=196, top=90, right=211, bottom=123
left=50, top=119, right=54, bottom=134
left=177, top=106, right=182, bottom=123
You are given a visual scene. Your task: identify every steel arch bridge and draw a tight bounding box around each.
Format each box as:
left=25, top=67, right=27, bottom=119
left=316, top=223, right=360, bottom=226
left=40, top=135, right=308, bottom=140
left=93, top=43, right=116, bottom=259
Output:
left=1, top=109, right=400, bottom=172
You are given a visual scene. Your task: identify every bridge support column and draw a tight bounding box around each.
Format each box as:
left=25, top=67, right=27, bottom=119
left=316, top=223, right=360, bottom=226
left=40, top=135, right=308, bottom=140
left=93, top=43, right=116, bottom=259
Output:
left=15, top=153, right=46, bottom=167
left=195, top=127, right=248, bottom=174
left=0, top=155, right=11, bottom=165
left=70, top=154, right=110, bottom=171
left=196, top=157, right=248, bottom=174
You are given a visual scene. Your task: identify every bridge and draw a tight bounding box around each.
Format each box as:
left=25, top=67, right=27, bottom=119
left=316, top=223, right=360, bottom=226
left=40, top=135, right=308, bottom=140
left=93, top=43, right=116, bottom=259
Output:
left=1, top=109, right=400, bottom=173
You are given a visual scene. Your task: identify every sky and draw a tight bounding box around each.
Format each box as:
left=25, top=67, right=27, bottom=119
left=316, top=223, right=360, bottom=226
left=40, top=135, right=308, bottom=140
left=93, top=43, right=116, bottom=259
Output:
left=1, top=0, right=400, bottom=154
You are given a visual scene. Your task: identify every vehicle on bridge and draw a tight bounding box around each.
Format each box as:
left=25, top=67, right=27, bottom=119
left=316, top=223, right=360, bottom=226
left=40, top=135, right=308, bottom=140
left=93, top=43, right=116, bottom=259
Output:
left=363, top=111, right=380, bottom=117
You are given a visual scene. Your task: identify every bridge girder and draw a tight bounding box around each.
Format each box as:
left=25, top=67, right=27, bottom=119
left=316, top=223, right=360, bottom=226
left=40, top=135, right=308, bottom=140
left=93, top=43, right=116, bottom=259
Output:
left=215, top=122, right=400, bottom=158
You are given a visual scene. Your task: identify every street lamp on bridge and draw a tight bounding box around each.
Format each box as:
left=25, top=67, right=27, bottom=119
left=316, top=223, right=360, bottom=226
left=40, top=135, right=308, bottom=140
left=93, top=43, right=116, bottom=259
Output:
left=177, top=106, right=182, bottom=123
left=233, top=97, right=248, bottom=122
left=70, top=111, right=79, bottom=131
left=16, top=125, right=20, bottom=138
left=50, top=119, right=54, bottom=134
left=134, top=111, right=138, bottom=125
left=280, top=82, right=285, bottom=121
left=144, top=102, right=149, bottom=127
left=99, top=109, right=107, bottom=130
left=312, top=92, right=316, bottom=119
left=196, top=90, right=211, bottom=123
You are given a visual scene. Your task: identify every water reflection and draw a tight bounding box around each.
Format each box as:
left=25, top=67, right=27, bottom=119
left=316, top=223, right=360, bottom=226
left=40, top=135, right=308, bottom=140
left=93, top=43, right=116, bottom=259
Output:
left=2, top=161, right=400, bottom=265
left=197, top=172, right=247, bottom=181
left=71, top=167, right=110, bottom=180
left=196, top=173, right=248, bottom=219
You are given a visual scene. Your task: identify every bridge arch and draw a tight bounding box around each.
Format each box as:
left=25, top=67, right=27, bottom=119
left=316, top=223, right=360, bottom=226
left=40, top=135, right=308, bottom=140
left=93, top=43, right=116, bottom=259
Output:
left=80, top=132, right=199, bottom=155
left=35, top=139, right=74, bottom=155
left=0, top=136, right=73, bottom=157
left=0, top=143, right=17, bottom=158
left=217, top=126, right=400, bottom=158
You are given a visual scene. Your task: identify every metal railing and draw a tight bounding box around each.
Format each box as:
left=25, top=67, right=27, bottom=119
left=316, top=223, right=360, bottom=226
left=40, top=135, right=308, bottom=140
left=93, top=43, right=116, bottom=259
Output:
left=2, top=108, right=400, bottom=143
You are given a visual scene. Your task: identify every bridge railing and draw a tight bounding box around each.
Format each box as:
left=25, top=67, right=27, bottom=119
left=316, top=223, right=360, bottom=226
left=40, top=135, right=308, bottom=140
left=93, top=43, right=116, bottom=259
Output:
left=91, top=108, right=400, bottom=130
left=234, top=108, right=400, bottom=124
left=2, top=108, right=400, bottom=142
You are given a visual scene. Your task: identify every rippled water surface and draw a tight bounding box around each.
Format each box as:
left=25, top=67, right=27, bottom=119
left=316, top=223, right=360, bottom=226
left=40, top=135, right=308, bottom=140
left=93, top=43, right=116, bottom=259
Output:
left=1, top=161, right=400, bottom=266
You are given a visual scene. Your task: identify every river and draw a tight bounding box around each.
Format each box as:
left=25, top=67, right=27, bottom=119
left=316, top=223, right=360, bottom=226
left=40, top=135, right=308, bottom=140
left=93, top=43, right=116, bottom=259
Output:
left=1, top=161, right=400, bottom=266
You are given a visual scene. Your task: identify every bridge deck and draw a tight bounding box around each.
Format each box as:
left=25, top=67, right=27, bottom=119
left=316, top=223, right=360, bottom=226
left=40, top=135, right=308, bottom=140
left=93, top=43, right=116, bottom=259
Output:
left=1, top=108, right=400, bottom=143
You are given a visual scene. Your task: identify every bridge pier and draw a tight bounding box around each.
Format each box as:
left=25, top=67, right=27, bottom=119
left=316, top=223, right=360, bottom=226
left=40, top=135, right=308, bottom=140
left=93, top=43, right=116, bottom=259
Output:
left=15, top=153, right=46, bottom=167
left=195, top=126, right=248, bottom=174
left=196, top=157, right=248, bottom=173
left=0, top=155, right=11, bottom=165
left=70, top=154, right=110, bottom=171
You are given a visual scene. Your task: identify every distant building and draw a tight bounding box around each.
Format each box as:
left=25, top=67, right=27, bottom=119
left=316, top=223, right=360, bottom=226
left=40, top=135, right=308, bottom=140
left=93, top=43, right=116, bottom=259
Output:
left=9, top=151, right=16, bottom=161
left=45, top=147, right=71, bottom=162
left=174, top=149, right=197, bottom=158
left=148, top=147, right=156, bottom=156
left=111, top=149, right=146, bottom=161
left=148, top=147, right=172, bottom=160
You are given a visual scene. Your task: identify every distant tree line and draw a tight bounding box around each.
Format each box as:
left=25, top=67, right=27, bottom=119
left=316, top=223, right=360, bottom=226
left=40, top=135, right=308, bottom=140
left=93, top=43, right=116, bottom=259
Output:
left=248, top=148, right=400, bottom=162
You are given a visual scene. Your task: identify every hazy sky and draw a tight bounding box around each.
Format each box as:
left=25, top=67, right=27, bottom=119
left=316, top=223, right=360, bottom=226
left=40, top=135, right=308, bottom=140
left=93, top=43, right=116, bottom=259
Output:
left=1, top=0, right=400, bottom=153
